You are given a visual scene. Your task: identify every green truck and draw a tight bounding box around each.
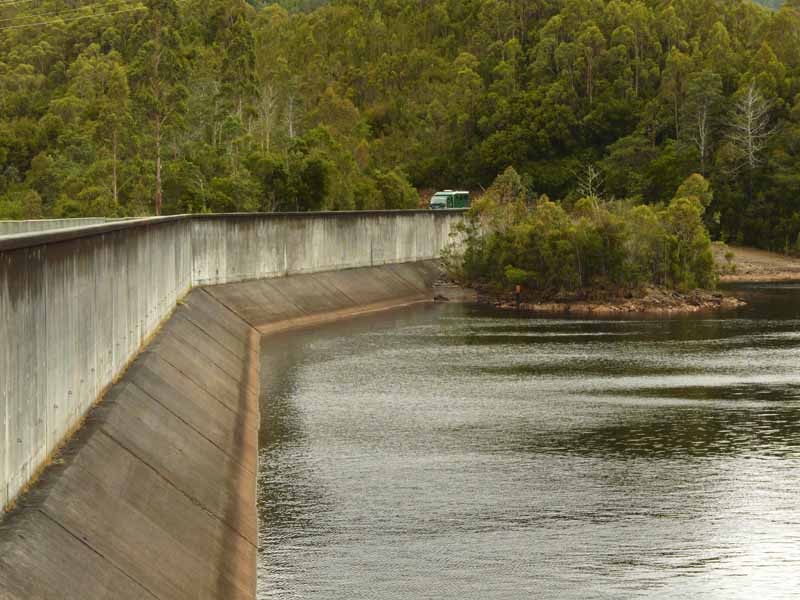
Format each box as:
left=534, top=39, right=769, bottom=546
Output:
left=429, top=190, right=470, bottom=210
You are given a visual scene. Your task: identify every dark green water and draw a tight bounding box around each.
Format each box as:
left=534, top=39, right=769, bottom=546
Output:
left=257, top=284, right=800, bottom=599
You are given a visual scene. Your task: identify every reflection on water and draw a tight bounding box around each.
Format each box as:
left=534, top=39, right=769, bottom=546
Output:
left=257, top=284, right=800, bottom=599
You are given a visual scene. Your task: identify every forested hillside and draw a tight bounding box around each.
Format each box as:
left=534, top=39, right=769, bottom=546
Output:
left=267, top=1, right=788, bottom=11
left=1, top=0, right=799, bottom=250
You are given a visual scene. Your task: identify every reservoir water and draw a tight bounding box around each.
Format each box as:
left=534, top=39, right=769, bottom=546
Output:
left=257, top=283, right=800, bottom=599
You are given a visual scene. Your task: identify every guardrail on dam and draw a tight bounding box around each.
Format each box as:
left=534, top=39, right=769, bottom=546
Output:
left=0, top=210, right=464, bottom=514
left=0, top=217, right=112, bottom=236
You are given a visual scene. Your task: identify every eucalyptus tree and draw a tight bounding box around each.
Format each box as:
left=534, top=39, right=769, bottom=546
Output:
left=130, top=0, right=188, bottom=215
left=684, top=70, right=724, bottom=174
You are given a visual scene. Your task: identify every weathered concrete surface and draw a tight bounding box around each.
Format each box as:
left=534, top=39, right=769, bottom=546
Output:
left=1, top=211, right=463, bottom=513
left=0, top=219, right=194, bottom=514
left=191, top=212, right=460, bottom=285
left=0, top=288, right=260, bottom=600
left=0, top=211, right=462, bottom=598
left=0, top=262, right=441, bottom=599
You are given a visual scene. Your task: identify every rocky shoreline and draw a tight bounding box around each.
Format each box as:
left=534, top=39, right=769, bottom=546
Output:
left=476, top=287, right=746, bottom=316
left=433, top=247, right=800, bottom=314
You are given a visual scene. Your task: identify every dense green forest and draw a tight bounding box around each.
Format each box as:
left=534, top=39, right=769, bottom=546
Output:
left=1, top=0, right=799, bottom=251
left=269, top=0, right=787, bottom=12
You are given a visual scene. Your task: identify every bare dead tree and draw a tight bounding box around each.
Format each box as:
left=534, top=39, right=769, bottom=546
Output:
left=728, top=81, right=774, bottom=173
left=576, top=164, right=604, bottom=199
left=256, top=81, right=279, bottom=152
left=691, top=100, right=711, bottom=174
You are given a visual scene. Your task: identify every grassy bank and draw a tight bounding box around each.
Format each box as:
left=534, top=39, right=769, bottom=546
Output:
left=715, top=245, right=800, bottom=283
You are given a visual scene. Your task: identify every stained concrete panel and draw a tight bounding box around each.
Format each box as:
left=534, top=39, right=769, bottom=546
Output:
left=0, top=509, right=155, bottom=600
left=126, top=359, right=258, bottom=474
left=0, top=288, right=259, bottom=600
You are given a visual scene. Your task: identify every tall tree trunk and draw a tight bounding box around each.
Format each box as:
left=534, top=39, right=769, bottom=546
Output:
left=287, top=95, right=296, bottom=140
left=674, top=96, right=680, bottom=139
left=155, top=117, right=163, bottom=216
left=152, top=11, right=163, bottom=216
left=698, top=104, right=707, bottom=175
left=112, top=130, right=119, bottom=207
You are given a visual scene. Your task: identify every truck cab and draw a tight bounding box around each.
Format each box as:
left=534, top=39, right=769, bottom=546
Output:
left=429, top=190, right=470, bottom=210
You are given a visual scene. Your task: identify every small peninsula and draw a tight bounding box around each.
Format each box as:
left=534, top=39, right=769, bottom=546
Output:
left=444, top=169, right=766, bottom=316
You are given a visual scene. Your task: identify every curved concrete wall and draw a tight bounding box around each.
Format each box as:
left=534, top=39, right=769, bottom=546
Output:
left=0, top=261, right=441, bottom=599
left=192, top=212, right=460, bottom=285
left=0, top=211, right=464, bottom=512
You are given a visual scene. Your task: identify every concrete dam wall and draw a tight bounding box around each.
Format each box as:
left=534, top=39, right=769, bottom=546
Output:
left=0, top=211, right=461, bottom=599
left=0, top=262, right=442, bottom=599
left=0, top=211, right=462, bottom=513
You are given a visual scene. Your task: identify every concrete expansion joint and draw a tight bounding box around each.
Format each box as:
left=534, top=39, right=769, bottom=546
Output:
left=200, top=288, right=258, bottom=330
left=36, top=509, right=161, bottom=600
left=131, top=380, right=257, bottom=479
left=154, top=353, right=257, bottom=427
left=177, top=313, right=248, bottom=360
left=320, top=278, right=359, bottom=308
left=165, top=326, right=259, bottom=397
left=99, top=428, right=254, bottom=549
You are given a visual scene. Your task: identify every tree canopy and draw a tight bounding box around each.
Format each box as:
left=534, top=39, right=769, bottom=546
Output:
left=449, top=169, right=716, bottom=295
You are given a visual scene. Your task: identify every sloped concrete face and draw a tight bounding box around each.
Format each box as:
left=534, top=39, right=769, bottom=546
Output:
left=207, top=261, right=441, bottom=332
left=0, top=288, right=260, bottom=600
left=0, top=262, right=441, bottom=599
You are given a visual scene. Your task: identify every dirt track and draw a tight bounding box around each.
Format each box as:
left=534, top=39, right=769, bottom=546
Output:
left=714, top=244, right=800, bottom=282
